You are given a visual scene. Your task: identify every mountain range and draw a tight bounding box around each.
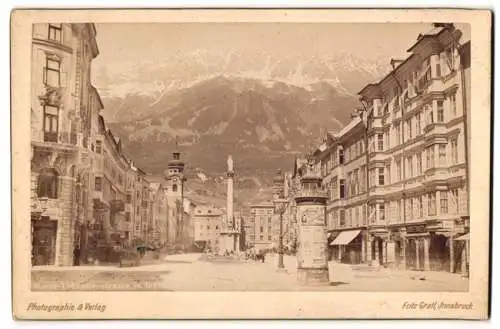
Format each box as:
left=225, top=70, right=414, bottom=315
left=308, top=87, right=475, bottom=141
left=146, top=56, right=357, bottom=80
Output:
left=95, top=50, right=390, bottom=206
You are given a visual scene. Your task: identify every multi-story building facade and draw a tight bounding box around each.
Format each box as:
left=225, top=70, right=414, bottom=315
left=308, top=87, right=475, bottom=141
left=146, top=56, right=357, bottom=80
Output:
left=30, top=23, right=99, bottom=266
left=315, top=23, right=470, bottom=274
left=193, top=205, right=222, bottom=251
left=316, top=114, right=369, bottom=265
left=248, top=203, right=279, bottom=250
left=30, top=23, right=195, bottom=266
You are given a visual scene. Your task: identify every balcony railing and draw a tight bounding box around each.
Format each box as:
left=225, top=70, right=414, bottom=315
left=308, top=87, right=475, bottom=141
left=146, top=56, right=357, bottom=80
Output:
left=36, top=130, right=80, bottom=146
left=44, top=131, right=58, bottom=142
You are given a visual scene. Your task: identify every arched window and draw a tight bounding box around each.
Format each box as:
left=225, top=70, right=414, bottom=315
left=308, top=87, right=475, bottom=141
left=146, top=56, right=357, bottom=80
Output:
left=172, top=184, right=178, bottom=192
left=37, top=168, right=58, bottom=199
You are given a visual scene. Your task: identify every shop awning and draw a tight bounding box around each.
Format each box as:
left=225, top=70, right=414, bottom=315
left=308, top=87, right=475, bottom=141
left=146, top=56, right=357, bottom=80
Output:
left=455, top=233, right=469, bottom=241
left=330, top=230, right=361, bottom=245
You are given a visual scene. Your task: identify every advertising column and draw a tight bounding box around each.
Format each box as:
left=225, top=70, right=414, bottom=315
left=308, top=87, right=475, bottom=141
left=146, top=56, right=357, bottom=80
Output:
left=295, top=168, right=329, bottom=284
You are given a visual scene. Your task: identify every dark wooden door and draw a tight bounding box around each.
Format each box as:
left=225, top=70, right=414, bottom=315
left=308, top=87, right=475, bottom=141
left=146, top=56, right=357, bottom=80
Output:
left=32, top=220, right=57, bottom=266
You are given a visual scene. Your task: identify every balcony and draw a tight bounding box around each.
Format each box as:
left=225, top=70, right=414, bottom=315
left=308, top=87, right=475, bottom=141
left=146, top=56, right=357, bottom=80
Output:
left=32, top=130, right=81, bottom=153
left=424, top=123, right=447, bottom=136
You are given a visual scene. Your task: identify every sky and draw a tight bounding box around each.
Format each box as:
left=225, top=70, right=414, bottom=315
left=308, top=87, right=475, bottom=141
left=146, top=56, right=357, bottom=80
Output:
left=92, top=23, right=434, bottom=76
left=91, top=22, right=471, bottom=97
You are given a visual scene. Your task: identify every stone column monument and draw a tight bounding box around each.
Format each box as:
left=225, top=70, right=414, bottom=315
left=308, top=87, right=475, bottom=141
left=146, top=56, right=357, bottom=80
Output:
left=295, top=159, right=329, bottom=284
left=219, top=155, right=240, bottom=253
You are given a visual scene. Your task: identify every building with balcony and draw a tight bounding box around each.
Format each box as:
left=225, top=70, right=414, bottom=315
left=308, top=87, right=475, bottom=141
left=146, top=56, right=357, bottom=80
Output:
left=307, top=23, right=470, bottom=275
left=30, top=23, right=99, bottom=266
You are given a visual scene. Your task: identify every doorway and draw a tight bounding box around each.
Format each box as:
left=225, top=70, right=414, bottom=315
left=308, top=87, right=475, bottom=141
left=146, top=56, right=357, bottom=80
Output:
left=32, top=218, right=57, bottom=266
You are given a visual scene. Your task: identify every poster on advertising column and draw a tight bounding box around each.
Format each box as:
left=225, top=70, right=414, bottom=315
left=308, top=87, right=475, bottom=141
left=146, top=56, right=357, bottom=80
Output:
left=298, top=225, right=327, bottom=268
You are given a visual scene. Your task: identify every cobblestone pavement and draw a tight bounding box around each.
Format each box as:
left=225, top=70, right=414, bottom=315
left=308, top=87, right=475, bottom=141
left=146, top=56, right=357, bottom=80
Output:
left=31, top=253, right=469, bottom=291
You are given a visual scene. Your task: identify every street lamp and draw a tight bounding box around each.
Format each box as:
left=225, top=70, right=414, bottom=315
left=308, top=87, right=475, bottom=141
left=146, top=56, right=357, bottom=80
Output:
left=273, top=198, right=287, bottom=271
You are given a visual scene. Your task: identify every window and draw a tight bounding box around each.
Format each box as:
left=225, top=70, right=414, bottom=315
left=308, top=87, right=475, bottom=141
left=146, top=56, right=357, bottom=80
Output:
left=377, top=134, right=384, bottom=151
left=385, top=131, right=390, bottom=151
left=451, top=189, right=459, bottom=213
left=354, top=169, right=359, bottom=194
left=172, top=184, right=178, bottom=192
left=94, top=177, right=102, bottom=191
left=378, top=167, right=385, bottom=186
left=95, top=140, right=102, bottom=154
left=427, top=105, right=434, bottom=125
left=48, top=23, right=62, bottom=42
left=396, top=160, right=402, bottom=181
left=43, top=105, right=58, bottom=142
left=347, top=172, right=353, bottom=197
left=407, top=119, right=413, bottom=140
left=125, top=212, right=131, bottom=222
left=339, top=149, right=344, bottom=165
left=437, top=100, right=445, bottom=123
left=440, top=192, right=448, bottom=214
left=37, top=168, right=58, bottom=199
left=417, top=153, right=423, bottom=175
left=451, top=138, right=458, bottom=164
left=332, top=177, right=338, bottom=199
left=416, top=112, right=421, bottom=135
left=268, top=235, right=272, bottom=241
left=445, top=47, right=455, bottom=71
left=395, top=124, right=401, bottom=145
left=354, top=207, right=359, bottom=227
left=126, top=194, right=132, bottom=203
left=386, top=164, right=391, bottom=185
left=359, top=167, right=364, bottom=193
left=407, top=156, right=413, bottom=178
left=379, top=204, right=385, bottom=221
left=339, top=210, right=346, bottom=227
left=426, top=146, right=435, bottom=169
left=370, top=204, right=377, bottom=223
left=339, top=179, right=345, bottom=199
left=428, top=192, right=437, bottom=216
left=44, top=57, right=61, bottom=87
left=450, top=93, right=457, bottom=117
left=418, top=195, right=423, bottom=217
left=439, top=144, right=447, bottom=165
left=436, top=61, right=441, bottom=77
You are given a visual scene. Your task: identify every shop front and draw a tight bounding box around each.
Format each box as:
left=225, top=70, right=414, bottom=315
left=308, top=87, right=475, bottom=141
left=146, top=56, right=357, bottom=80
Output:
left=401, top=220, right=467, bottom=273
left=330, top=229, right=363, bottom=264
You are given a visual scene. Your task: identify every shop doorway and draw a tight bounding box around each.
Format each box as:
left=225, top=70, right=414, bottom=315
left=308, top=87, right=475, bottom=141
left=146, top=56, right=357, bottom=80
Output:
left=31, top=217, right=57, bottom=266
left=429, top=234, right=450, bottom=271
left=406, top=239, right=417, bottom=270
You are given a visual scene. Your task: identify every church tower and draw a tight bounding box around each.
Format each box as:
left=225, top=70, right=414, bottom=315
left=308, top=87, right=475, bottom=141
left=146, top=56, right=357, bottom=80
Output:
left=165, top=138, right=186, bottom=202
left=164, top=138, right=187, bottom=244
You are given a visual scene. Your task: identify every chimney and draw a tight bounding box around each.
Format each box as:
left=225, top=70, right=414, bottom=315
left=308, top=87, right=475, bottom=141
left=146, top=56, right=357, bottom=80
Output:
left=390, top=59, right=404, bottom=70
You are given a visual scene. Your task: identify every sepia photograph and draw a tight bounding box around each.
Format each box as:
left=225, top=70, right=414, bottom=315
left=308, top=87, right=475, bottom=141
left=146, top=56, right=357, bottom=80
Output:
left=11, top=9, right=491, bottom=319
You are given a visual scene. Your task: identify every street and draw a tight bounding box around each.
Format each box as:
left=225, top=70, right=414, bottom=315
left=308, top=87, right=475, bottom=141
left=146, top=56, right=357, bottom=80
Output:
left=31, top=253, right=469, bottom=292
